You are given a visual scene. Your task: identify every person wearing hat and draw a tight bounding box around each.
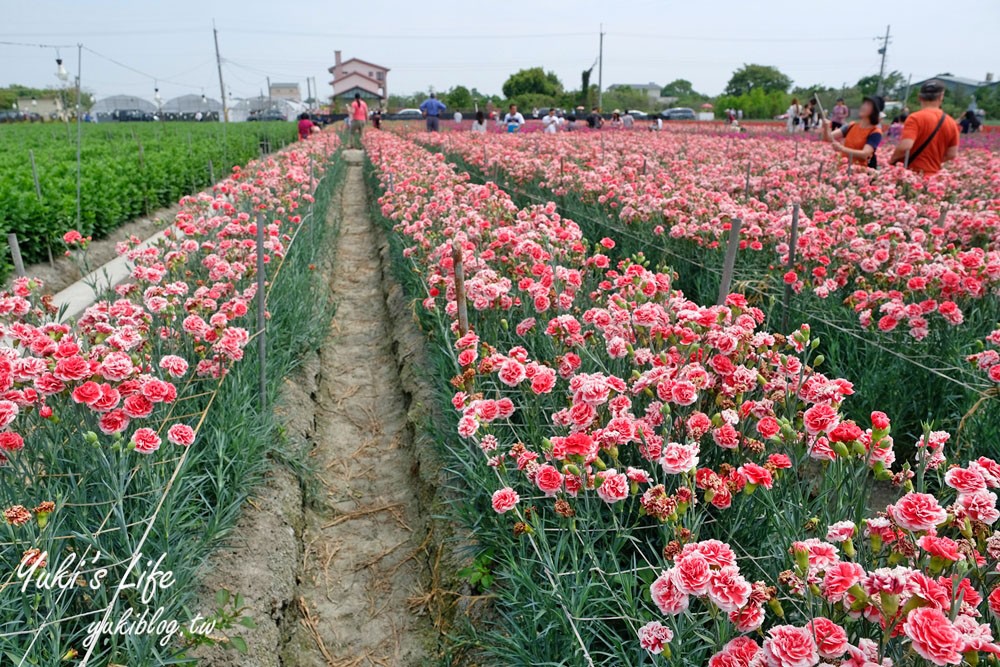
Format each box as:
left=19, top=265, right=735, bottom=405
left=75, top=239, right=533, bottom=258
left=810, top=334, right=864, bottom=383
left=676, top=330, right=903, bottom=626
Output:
left=889, top=80, right=960, bottom=175
left=822, top=95, right=884, bottom=168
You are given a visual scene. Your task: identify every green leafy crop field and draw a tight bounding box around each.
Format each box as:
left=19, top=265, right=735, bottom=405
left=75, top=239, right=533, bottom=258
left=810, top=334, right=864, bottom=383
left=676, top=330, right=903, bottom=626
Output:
left=0, top=121, right=297, bottom=276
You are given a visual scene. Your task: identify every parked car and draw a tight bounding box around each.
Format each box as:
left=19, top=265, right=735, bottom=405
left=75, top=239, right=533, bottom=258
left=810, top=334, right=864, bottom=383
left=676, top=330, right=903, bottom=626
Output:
left=394, top=108, right=423, bottom=119
left=111, top=109, right=155, bottom=122
left=0, top=110, right=26, bottom=123
left=661, top=107, right=696, bottom=120
left=248, top=109, right=287, bottom=122
left=626, top=110, right=649, bottom=119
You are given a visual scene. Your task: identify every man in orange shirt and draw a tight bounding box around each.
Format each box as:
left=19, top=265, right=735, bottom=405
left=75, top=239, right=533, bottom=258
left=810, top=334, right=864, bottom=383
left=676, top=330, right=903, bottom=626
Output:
left=889, top=80, right=959, bottom=175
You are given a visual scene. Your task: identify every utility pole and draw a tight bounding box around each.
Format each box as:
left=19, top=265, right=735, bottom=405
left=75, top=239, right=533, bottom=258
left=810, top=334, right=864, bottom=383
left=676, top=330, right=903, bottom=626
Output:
left=266, top=76, right=272, bottom=106
left=75, top=43, right=82, bottom=232
left=306, top=77, right=312, bottom=107
left=597, top=24, right=604, bottom=111
left=213, top=20, right=228, bottom=122
left=902, top=73, right=913, bottom=105
left=876, top=24, right=891, bottom=97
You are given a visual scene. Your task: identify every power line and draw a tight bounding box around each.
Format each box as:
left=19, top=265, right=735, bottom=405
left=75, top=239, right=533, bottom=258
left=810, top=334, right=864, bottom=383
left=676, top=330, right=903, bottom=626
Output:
left=0, top=39, right=76, bottom=48
left=223, top=28, right=595, bottom=40
left=82, top=46, right=203, bottom=90
left=613, top=32, right=873, bottom=43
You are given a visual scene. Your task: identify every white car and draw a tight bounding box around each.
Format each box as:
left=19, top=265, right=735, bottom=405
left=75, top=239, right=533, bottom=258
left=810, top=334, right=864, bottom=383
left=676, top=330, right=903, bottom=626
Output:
left=395, top=108, right=423, bottom=119
left=626, top=110, right=649, bottom=119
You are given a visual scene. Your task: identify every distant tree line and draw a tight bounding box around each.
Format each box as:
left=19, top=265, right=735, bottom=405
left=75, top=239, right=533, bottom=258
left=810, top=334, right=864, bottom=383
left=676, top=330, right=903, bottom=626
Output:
left=387, top=63, right=999, bottom=121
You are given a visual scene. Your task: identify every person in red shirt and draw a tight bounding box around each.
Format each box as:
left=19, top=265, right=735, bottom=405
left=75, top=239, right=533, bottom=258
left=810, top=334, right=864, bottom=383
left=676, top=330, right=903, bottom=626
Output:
left=297, top=113, right=315, bottom=140
left=889, top=80, right=959, bottom=175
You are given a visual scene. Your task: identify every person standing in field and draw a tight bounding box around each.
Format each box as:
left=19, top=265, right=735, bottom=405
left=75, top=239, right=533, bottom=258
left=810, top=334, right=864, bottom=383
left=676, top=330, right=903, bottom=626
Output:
left=453, top=110, right=463, bottom=125
left=822, top=95, right=884, bottom=168
left=349, top=93, right=368, bottom=148
left=587, top=107, right=604, bottom=129
left=419, top=93, right=446, bottom=132
left=503, top=104, right=525, bottom=133
left=622, top=110, right=634, bottom=128
left=786, top=98, right=801, bottom=133
left=542, top=107, right=562, bottom=134
left=889, top=80, right=960, bottom=175
left=297, top=112, right=316, bottom=140
left=372, top=108, right=382, bottom=130
left=830, top=98, right=849, bottom=130
left=470, top=110, right=488, bottom=133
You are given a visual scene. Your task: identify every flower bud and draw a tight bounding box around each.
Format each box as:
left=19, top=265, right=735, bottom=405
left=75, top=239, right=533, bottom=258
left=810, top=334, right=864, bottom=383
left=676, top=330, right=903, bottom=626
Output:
left=767, top=597, right=785, bottom=618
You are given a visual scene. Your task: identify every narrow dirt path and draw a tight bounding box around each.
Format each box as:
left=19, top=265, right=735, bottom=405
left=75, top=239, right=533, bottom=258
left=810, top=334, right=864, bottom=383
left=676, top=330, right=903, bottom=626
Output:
left=282, top=149, right=432, bottom=667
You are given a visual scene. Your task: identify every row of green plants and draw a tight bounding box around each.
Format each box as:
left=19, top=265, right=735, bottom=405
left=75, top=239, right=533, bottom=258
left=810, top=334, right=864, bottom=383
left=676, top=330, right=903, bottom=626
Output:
left=0, top=135, right=342, bottom=665
left=0, top=121, right=297, bottom=279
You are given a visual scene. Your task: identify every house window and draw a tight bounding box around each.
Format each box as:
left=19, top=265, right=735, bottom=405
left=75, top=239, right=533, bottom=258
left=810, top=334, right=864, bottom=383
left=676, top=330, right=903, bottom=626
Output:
left=376, top=71, right=384, bottom=81
left=369, top=71, right=373, bottom=77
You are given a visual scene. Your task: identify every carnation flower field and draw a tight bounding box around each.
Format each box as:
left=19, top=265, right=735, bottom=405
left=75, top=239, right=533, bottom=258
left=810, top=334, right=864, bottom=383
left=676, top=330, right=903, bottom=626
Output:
left=3, top=117, right=999, bottom=665
left=363, top=127, right=1000, bottom=665
left=413, top=129, right=1000, bottom=464
left=1, top=130, right=340, bottom=664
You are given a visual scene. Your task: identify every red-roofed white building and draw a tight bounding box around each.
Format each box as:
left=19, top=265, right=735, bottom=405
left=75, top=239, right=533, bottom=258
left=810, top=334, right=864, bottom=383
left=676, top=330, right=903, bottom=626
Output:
left=329, top=51, right=389, bottom=109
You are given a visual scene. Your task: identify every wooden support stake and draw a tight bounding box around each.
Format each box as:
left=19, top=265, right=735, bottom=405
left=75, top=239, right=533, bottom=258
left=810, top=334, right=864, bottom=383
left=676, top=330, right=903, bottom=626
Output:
left=208, top=158, right=215, bottom=184
left=781, top=204, right=801, bottom=332
left=452, top=240, right=469, bottom=337
left=29, top=149, right=42, bottom=201
left=744, top=161, right=752, bottom=201
left=8, top=233, right=26, bottom=278
left=256, top=217, right=267, bottom=410
left=716, top=218, right=743, bottom=306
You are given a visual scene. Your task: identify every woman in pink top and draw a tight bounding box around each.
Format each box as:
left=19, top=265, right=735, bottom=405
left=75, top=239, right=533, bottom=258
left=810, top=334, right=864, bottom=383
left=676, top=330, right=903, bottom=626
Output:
left=349, top=93, right=368, bottom=148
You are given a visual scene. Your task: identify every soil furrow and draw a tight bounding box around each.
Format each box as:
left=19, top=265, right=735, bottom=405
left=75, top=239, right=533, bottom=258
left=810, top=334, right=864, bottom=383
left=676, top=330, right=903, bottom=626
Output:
left=281, top=149, right=432, bottom=667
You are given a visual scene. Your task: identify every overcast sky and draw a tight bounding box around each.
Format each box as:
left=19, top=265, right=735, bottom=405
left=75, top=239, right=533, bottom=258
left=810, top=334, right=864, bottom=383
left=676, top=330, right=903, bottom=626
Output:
left=3, top=0, right=999, bottom=104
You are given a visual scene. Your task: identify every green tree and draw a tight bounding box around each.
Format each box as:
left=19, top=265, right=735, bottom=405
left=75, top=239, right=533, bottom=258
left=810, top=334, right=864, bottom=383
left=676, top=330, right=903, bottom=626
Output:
left=602, top=87, right=655, bottom=113
left=445, top=85, right=473, bottom=110
left=661, top=79, right=697, bottom=98
left=580, top=67, right=594, bottom=108
left=0, top=84, right=94, bottom=112
left=857, top=71, right=906, bottom=98
left=724, top=64, right=792, bottom=97
left=715, top=88, right=789, bottom=120
left=502, top=67, right=563, bottom=100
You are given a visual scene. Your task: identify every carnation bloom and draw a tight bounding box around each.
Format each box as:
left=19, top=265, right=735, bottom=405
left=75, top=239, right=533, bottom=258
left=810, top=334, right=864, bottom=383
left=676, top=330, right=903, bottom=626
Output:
left=761, top=625, right=819, bottom=667
left=651, top=569, right=689, bottom=615
left=707, top=565, right=751, bottom=612
left=661, top=441, right=699, bottom=474
left=534, top=464, right=563, bottom=496
left=637, top=621, right=673, bottom=655
left=805, top=617, right=849, bottom=659
left=596, top=471, right=629, bottom=503
left=889, top=492, right=948, bottom=532
left=131, top=427, right=162, bottom=454
left=902, top=607, right=963, bottom=666
left=167, top=423, right=196, bottom=447
left=491, top=487, right=519, bottom=514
